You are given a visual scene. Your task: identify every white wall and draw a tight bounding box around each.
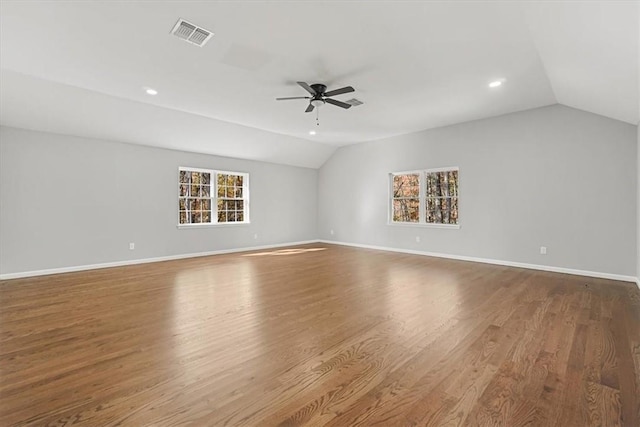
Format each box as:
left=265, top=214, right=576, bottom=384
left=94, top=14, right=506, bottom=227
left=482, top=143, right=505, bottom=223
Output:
left=318, top=105, right=637, bottom=277
left=637, top=123, right=640, bottom=281
left=0, top=126, right=318, bottom=275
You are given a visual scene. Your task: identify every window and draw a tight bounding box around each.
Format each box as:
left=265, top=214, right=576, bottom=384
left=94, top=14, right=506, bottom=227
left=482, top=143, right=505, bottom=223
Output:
left=425, top=168, right=458, bottom=225
left=392, top=173, right=420, bottom=223
left=179, top=167, right=249, bottom=226
left=390, top=167, right=459, bottom=226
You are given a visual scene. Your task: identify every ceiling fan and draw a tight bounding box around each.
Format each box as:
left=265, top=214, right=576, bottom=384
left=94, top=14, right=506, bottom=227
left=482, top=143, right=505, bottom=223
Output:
left=276, top=82, right=355, bottom=113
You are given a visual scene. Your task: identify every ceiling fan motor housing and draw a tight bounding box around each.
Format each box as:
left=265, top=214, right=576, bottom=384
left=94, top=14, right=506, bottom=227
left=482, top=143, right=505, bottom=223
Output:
left=310, top=84, right=327, bottom=95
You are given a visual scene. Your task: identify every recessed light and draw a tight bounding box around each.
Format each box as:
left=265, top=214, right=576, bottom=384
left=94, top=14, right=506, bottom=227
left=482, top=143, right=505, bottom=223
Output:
left=489, top=80, right=503, bottom=88
left=145, top=88, right=158, bottom=95
left=309, top=130, right=317, bottom=136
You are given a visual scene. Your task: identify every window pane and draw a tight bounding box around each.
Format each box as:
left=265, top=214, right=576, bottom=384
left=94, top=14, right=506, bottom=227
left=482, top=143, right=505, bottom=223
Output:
left=179, top=212, right=187, bottom=224
left=228, top=212, right=236, bottom=222
left=426, top=198, right=458, bottom=224
left=237, top=212, right=244, bottom=222
left=192, top=212, right=201, bottom=223
left=440, top=172, right=449, bottom=197
left=237, top=200, right=244, bottom=211
left=202, top=173, right=210, bottom=185
left=448, top=171, right=458, bottom=196
left=179, top=170, right=189, bottom=183
left=202, top=211, right=211, bottom=223
left=201, top=185, right=210, bottom=197
left=202, top=199, right=211, bottom=210
left=451, top=198, right=458, bottom=223
left=393, top=198, right=419, bottom=222
left=427, top=172, right=442, bottom=197
left=426, top=198, right=443, bottom=223
left=218, top=211, right=227, bottom=222
left=235, top=188, right=243, bottom=198
left=426, top=173, right=434, bottom=198
left=179, top=185, right=188, bottom=197
left=442, top=209, right=451, bottom=224
left=393, top=174, right=419, bottom=197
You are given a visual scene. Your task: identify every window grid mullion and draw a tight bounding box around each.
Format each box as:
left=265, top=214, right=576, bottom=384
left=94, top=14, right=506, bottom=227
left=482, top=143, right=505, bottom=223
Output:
left=419, top=171, right=426, bottom=224
left=213, top=172, right=219, bottom=223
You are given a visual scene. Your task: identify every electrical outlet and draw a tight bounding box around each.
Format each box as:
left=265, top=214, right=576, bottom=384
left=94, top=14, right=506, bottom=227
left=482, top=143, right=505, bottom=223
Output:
left=129, top=243, right=135, bottom=250
left=330, top=229, right=334, bottom=235
left=254, top=233, right=258, bottom=240
left=540, top=246, right=547, bottom=255
left=415, top=236, right=420, bottom=243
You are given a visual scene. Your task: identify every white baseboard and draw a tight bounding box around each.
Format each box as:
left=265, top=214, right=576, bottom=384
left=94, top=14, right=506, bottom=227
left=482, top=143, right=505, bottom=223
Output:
left=0, top=240, right=319, bottom=280
left=319, top=240, right=638, bottom=284
left=2, top=239, right=638, bottom=286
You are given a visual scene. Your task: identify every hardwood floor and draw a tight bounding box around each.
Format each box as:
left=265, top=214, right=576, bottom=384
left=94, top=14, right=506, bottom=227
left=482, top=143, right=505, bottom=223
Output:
left=1, top=244, right=639, bottom=426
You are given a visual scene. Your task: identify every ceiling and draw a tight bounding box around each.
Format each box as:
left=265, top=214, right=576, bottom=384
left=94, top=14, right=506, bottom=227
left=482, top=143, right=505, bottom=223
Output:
left=0, top=1, right=638, bottom=168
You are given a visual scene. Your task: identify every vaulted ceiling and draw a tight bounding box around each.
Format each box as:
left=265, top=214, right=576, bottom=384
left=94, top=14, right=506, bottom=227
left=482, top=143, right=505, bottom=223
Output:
left=0, top=1, right=637, bottom=168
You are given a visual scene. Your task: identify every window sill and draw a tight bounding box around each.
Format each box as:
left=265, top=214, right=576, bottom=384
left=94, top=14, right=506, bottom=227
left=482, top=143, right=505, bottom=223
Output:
left=177, top=222, right=251, bottom=229
left=387, top=222, right=461, bottom=229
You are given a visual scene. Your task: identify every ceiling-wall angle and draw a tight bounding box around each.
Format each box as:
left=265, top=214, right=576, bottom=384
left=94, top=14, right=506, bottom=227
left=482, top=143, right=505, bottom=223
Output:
left=170, top=19, right=214, bottom=47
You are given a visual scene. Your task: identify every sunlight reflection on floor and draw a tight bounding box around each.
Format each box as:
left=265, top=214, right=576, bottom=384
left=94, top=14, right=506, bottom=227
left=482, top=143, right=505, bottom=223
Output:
left=243, top=248, right=327, bottom=257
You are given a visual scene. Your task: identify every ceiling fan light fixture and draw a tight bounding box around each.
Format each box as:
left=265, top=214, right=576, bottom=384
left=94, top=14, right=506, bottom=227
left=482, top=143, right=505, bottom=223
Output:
left=310, top=99, right=325, bottom=108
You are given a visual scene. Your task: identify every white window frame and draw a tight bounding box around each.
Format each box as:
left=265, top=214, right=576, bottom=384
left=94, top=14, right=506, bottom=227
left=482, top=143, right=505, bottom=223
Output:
left=178, top=167, right=250, bottom=228
left=388, top=167, right=460, bottom=229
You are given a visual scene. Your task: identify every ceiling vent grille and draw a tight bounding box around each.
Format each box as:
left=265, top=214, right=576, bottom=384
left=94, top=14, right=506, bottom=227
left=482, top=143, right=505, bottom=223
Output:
left=345, top=98, right=364, bottom=107
left=171, top=19, right=214, bottom=47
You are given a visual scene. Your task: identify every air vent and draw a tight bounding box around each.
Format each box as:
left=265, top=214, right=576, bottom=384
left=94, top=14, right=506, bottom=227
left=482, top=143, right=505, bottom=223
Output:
left=171, top=19, right=214, bottom=47
left=345, top=98, right=364, bottom=107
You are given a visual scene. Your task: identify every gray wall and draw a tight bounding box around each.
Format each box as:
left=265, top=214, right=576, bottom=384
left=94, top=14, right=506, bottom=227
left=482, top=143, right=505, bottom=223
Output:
left=0, top=126, right=318, bottom=275
left=318, top=105, right=637, bottom=277
left=637, top=124, right=640, bottom=280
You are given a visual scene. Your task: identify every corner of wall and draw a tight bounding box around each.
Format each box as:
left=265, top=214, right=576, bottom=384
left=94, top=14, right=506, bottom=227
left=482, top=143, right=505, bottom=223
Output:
left=636, top=122, right=639, bottom=285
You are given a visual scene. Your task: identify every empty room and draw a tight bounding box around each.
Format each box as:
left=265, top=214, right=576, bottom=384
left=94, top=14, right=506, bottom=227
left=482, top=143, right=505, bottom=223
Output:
left=0, top=1, right=639, bottom=426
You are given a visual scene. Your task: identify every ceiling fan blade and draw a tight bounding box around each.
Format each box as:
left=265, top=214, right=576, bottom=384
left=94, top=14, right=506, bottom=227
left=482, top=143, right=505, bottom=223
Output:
left=297, top=81, right=317, bottom=95
left=276, top=96, right=311, bottom=100
left=305, top=103, right=315, bottom=113
left=325, top=98, right=352, bottom=109
left=324, top=86, right=355, bottom=97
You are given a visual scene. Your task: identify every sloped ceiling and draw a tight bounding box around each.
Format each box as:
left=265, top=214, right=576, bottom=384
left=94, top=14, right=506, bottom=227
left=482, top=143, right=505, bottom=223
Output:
left=0, top=1, right=637, bottom=168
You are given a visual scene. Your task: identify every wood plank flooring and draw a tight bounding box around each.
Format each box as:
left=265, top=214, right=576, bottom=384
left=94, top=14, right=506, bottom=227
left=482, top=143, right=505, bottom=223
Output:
left=1, top=243, right=639, bottom=426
